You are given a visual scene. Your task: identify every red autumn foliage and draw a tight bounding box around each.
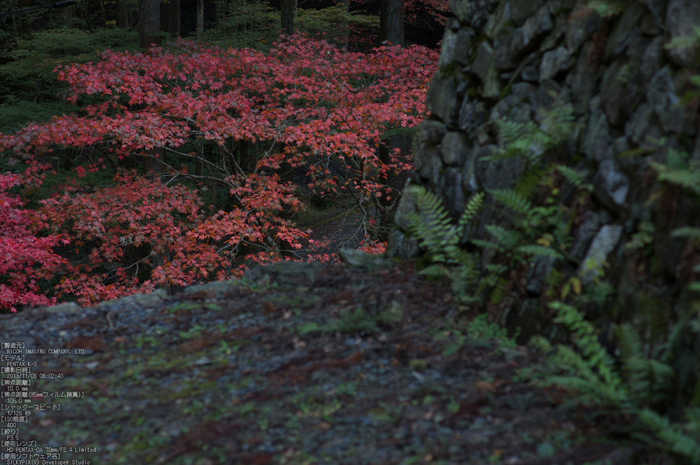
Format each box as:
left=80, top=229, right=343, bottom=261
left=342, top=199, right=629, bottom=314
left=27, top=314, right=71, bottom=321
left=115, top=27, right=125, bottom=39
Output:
left=0, top=36, right=437, bottom=311
left=405, top=0, right=450, bottom=27
left=0, top=169, right=68, bottom=312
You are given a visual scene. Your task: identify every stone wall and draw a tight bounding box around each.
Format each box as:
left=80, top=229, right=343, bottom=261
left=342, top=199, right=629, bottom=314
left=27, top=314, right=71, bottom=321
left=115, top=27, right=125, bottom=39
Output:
left=390, top=0, right=700, bottom=341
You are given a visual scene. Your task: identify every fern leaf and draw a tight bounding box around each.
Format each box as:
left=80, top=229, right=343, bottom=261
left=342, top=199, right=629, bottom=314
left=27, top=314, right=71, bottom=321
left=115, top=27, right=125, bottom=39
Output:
left=556, top=165, right=586, bottom=187
left=407, top=187, right=455, bottom=252
left=515, top=244, right=564, bottom=259
left=490, top=188, right=532, bottom=216
left=531, top=335, right=553, bottom=354
left=616, top=323, right=644, bottom=362
left=539, top=301, right=629, bottom=405
left=485, top=224, right=523, bottom=249
left=495, top=119, right=537, bottom=150
left=405, top=185, right=480, bottom=303
left=651, top=160, right=700, bottom=196
left=471, top=238, right=499, bottom=249
left=419, top=264, right=449, bottom=279
left=457, top=192, right=484, bottom=234
left=671, top=226, right=700, bottom=239
left=639, top=409, right=700, bottom=465
left=515, top=167, right=546, bottom=198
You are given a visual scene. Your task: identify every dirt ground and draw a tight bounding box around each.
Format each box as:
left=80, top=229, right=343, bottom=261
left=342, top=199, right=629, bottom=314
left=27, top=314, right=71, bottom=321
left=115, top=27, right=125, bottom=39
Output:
left=0, top=260, right=673, bottom=465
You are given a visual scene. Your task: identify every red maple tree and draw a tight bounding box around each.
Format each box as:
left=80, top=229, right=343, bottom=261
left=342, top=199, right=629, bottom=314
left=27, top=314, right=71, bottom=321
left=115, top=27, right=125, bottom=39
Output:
left=0, top=36, right=437, bottom=310
left=0, top=168, right=67, bottom=311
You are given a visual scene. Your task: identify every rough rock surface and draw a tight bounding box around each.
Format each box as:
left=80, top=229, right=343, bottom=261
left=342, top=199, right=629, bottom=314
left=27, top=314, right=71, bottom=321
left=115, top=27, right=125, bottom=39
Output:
left=391, top=0, right=700, bottom=359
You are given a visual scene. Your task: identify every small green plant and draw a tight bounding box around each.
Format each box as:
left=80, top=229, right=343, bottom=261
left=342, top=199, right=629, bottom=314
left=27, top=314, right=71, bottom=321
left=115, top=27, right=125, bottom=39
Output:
left=474, top=188, right=569, bottom=262
left=439, top=314, right=518, bottom=356
left=489, top=104, right=576, bottom=165
left=625, top=221, right=655, bottom=251
left=466, top=313, right=518, bottom=348
left=651, top=149, right=700, bottom=197
left=407, top=185, right=484, bottom=303
left=531, top=299, right=700, bottom=463
left=532, top=301, right=677, bottom=408
left=295, top=304, right=401, bottom=336
left=663, top=25, right=700, bottom=62
left=637, top=408, right=700, bottom=465
left=586, top=0, right=626, bottom=18
left=462, top=105, right=579, bottom=296
left=531, top=302, right=630, bottom=407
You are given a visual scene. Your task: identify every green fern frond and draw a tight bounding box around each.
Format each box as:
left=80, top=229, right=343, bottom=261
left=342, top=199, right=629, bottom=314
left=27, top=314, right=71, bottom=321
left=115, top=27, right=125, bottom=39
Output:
left=485, top=263, right=508, bottom=275
left=406, top=185, right=482, bottom=303
left=587, top=0, right=625, bottom=18
left=494, top=119, right=546, bottom=165
left=658, top=170, right=700, bottom=196
left=625, top=221, right=655, bottom=250
left=639, top=409, right=700, bottom=465
left=408, top=188, right=485, bottom=257
left=616, top=322, right=645, bottom=361
left=515, top=167, right=547, bottom=198
left=651, top=158, right=700, bottom=196
left=531, top=335, right=553, bottom=353
left=419, top=264, right=449, bottom=279
left=495, top=119, right=537, bottom=149
left=666, top=148, right=690, bottom=170
left=554, top=218, right=574, bottom=249
left=471, top=238, right=498, bottom=249
left=515, top=244, right=564, bottom=259
left=457, top=192, right=485, bottom=233
left=665, top=24, right=700, bottom=52
left=625, top=358, right=675, bottom=405
left=408, top=189, right=454, bottom=254
left=449, top=254, right=480, bottom=301
left=671, top=226, right=700, bottom=240
left=490, top=188, right=533, bottom=216
left=492, top=103, right=575, bottom=168
left=556, top=165, right=587, bottom=188
left=485, top=224, right=523, bottom=249
left=617, top=315, right=674, bottom=405
left=531, top=301, right=629, bottom=406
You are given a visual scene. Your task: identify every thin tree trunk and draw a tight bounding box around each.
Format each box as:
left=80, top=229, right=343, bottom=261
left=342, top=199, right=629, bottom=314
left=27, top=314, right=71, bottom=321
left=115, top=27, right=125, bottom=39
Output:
left=162, top=0, right=180, bottom=38
left=379, top=0, right=404, bottom=46
left=117, top=0, right=128, bottom=28
left=139, top=0, right=161, bottom=48
left=281, top=0, right=295, bottom=35
left=339, top=0, right=349, bottom=49
left=143, top=148, right=166, bottom=177
left=215, top=0, right=225, bottom=26
left=197, top=0, right=204, bottom=40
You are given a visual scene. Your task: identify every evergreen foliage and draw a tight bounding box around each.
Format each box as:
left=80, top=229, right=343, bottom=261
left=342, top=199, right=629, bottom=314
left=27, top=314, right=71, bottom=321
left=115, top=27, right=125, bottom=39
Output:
left=531, top=302, right=629, bottom=407
left=587, top=0, right=626, bottom=18
left=479, top=187, right=569, bottom=263
left=1, top=27, right=138, bottom=98
left=203, top=1, right=378, bottom=51
left=651, top=149, right=700, bottom=197
left=407, top=185, right=484, bottom=303
left=638, top=408, right=700, bottom=465
left=489, top=104, right=576, bottom=165
left=0, top=27, right=138, bottom=132
left=201, top=0, right=279, bottom=51
left=556, top=165, right=590, bottom=190
left=528, top=141, right=700, bottom=462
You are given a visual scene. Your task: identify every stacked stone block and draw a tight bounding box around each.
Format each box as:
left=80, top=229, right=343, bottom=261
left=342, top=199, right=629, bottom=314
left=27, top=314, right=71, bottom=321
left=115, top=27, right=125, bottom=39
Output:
left=391, top=0, right=700, bottom=337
